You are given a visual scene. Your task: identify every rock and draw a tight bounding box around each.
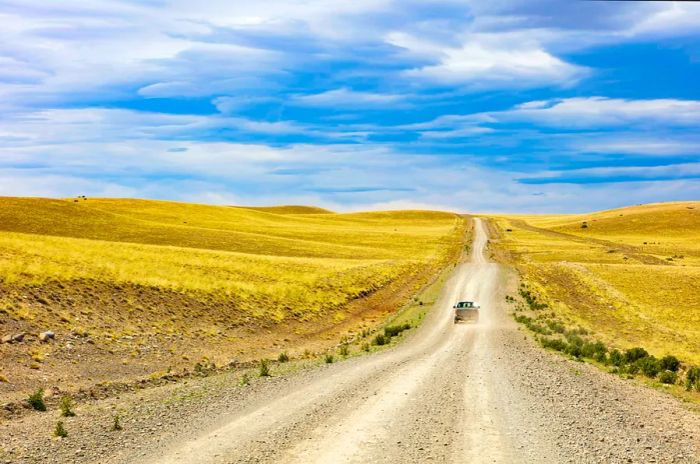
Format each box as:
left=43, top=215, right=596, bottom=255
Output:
left=39, top=331, right=55, bottom=342
left=0, top=335, right=12, bottom=344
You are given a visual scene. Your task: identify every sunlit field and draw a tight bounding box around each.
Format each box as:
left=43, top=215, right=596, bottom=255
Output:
left=0, top=197, right=465, bottom=398
left=0, top=197, right=463, bottom=322
left=490, top=202, right=700, bottom=364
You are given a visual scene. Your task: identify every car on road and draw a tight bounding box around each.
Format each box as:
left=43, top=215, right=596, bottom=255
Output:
left=453, top=301, right=480, bottom=323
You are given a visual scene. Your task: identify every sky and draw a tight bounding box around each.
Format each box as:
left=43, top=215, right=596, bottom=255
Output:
left=1, top=1, right=699, bottom=213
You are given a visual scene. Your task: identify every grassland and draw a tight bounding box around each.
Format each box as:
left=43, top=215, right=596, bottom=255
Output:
left=0, top=197, right=465, bottom=402
left=489, top=201, right=700, bottom=366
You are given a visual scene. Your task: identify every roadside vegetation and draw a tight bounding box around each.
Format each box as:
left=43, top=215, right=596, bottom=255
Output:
left=490, top=202, right=700, bottom=400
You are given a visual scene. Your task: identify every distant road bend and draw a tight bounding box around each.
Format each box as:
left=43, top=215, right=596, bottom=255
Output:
left=143, top=219, right=700, bottom=464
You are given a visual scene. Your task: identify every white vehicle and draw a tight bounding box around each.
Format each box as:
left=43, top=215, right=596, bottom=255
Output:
left=453, top=301, right=480, bottom=323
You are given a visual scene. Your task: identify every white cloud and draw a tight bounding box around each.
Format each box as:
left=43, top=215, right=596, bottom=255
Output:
left=292, top=88, right=408, bottom=109
left=388, top=31, right=587, bottom=89
left=507, top=97, right=700, bottom=128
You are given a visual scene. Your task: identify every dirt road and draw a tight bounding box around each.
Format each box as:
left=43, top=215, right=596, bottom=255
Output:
left=131, top=219, right=699, bottom=464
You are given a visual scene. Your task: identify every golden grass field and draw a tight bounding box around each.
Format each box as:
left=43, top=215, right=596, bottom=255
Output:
left=490, top=201, right=700, bottom=365
left=0, top=197, right=465, bottom=401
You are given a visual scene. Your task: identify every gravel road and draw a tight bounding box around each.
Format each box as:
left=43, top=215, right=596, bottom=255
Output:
left=138, top=219, right=700, bottom=464
left=4, top=219, right=699, bottom=463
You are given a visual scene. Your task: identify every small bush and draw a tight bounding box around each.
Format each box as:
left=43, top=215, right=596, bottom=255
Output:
left=384, top=323, right=411, bottom=338
left=239, top=373, right=250, bottom=386
left=59, top=396, right=76, bottom=417
left=609, top=349, right=624, bottom=366
left=540, top=337, right=567, bottom=352
left=54, top=421, right=68, bottom=438
left=581, top=341, right=607, bottom=359
left=637, top=356, right=660, bottom=378
left=565, top=343, right=582, bottom=358
left=277, top=352, right=289, bottom=363
left=624, top=347, right=649, bottom=364
left=112, top=415, right=123, bottom=431
left=324, top=354, right=334, bottom=364
left=660, top=355, right=680, bottom=372
left=259, top=359, right=270, bottom=377
left=593, top=351, right=608, bottom=364
left=372, top=334, right=389, bottom=346
left=686, top=367, right=700, bottom=391
left=338, top=344, right=349, bottom=357
left=361, top=343, right=370, bottom=352
left=625, top=363, right=640, bottom=375
left=659, top=370, right=677, bottom=385
left=28, top=389, right=46, bottom=412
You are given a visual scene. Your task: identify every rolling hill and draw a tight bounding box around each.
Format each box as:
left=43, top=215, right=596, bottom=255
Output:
left=490, top=201, right=700, bottom=365
left=0, top=197, right=466, bottom=401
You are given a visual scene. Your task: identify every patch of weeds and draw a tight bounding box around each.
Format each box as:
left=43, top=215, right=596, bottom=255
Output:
left=324, top=354, right=334, bottom=364
left=258, top=359, right=270, bottom=377
left=54, top=421, right=68, bottom=438
left=277, top=352, right=289, bottom=363
left=338, top=344, right=349, bottom=357
left=361, top=342, right=370, bottom=352
left=239, top=373, right=250, bottom=386
left=59, top=396, right=76, bottom=417
left=27, top=389, right=46, bottom=412
left=112, top=415, right=123, bottom=431
left=372, top=334, right=389, bottom=346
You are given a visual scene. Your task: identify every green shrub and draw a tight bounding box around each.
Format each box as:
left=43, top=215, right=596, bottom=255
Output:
left=361, top=342, right=370, bottom=352
left=54, top=421, right=68, bottom=438
left=384, top=323, right=411, bottom=338
left=546, top=320, right=565, bottom=334
left=637, top=356, right=660, bottom=378
left=625, top=363, right=640, bottom=375
left=59, top=396, right=76, bottom=417
left=581, top=341, right=607, bottom=359
left=593, top=351, right=608, bottom=364
left=659, top=370, right=677, bottom=385
left=624, top=347, right=649, bottom=364
left=27, top=389, right=46, bottom=412
left=338, top=344, right=349, bottom=357
left=609, top=349, right=624, bottom=366
left=239, top=373, right=250, bottom=386
left=372, top=334, right=389, bottom=346
left=686, top=367, right=700, bottom=391
left=660, top=355, right=680, bottom=372
left=565, top=343, right=582, bottom=358
left=277, top=352, right=289, bottom=363
left=540, top=337, right=567, bottom=352
left=259, top=359, right=270, bottom=377
left=324, top=354, right=334, bottom=364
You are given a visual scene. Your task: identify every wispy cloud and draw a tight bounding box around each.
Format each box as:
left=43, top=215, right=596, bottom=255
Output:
left=1, top=1, right=699, bottom=212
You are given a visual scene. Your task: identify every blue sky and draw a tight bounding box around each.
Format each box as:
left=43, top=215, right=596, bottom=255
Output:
left=1, top=1, right=699, bottom=212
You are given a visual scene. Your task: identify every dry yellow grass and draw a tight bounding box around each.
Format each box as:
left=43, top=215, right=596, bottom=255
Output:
left=0, top=197, right=464, bottom=322
left=0, top=197, right=465, bottom=401
left=490, top=201, right=700, bottom=364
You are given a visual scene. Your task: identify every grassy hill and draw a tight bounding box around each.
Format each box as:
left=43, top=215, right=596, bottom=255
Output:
left=0, top=197, right=465, bottom=400
left=490, top=201, right=700, bottom=366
